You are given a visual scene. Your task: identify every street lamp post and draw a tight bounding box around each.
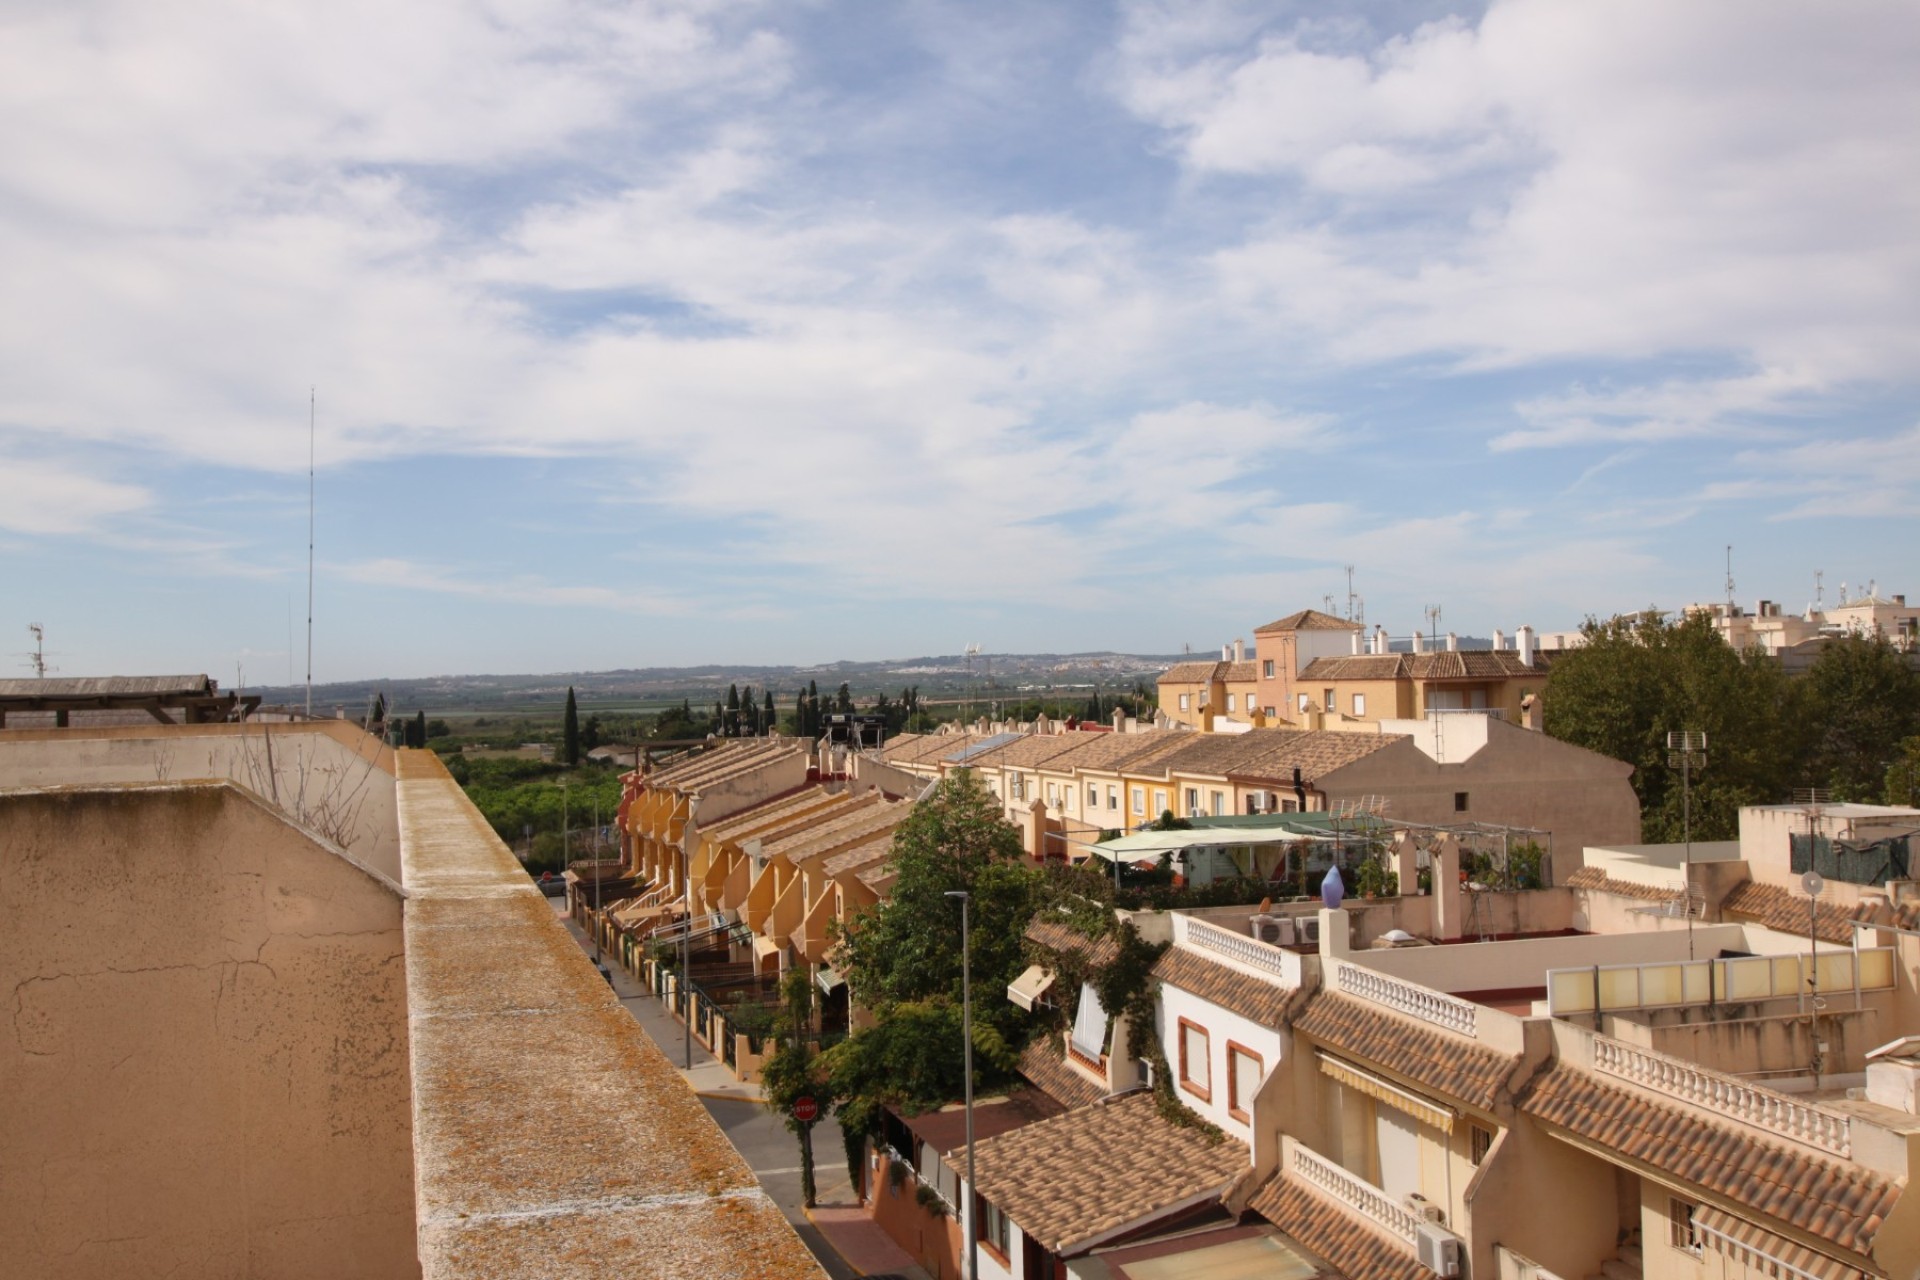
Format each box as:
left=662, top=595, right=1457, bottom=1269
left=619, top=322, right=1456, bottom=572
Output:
left=946, top=890, right=977, bottom=1280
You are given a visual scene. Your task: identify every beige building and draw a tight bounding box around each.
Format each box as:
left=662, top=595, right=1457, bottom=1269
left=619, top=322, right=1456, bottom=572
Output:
left=1251, top=608, right=1367, bottom=723
left=1157, top=641, right=1260, bottom=729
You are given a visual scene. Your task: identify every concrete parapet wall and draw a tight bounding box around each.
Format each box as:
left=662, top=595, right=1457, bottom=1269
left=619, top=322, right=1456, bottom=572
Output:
left=394, top=750, right=822, bottom=1280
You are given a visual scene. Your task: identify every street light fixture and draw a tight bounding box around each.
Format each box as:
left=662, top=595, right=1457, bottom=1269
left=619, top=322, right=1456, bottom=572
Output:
left=946, top=889, right=977, bottom=1280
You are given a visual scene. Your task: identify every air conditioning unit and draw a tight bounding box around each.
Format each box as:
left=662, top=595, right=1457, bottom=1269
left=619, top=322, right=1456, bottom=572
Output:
left=1250, top=914, right=1294, bottom=946
left=1297, top=916, right=1322, bottom=945
left=1416, top=1223, right=1463, bottom=1277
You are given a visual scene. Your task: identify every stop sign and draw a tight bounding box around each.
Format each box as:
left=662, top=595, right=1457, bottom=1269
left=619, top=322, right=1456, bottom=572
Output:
left=791, top=1096, right=818, bottom=1123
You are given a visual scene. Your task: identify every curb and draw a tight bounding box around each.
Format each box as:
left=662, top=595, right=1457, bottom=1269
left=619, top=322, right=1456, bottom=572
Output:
left=801, top=1204, right=861, bottom=1279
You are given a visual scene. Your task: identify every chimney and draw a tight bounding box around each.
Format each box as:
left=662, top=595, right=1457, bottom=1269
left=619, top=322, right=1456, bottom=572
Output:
left=1373, top=625, right=1388, bottom=655
left=1493, top=628, right=1506, bottom=651
left=1235, top=638, right=1247, bottom=662
left=1446, top=632, right=1458, bottom=652
left=1111, top=707, right=1125, bottom=733
left=1411, top=631, right=1425, bottom=654
left=1222, top=644, right=1231, bottom=661
left=1351, top=631, right=1362, bottom=655
left=1517, top=625, right=1536, bottom=668
left=1521, top=693, right=1542, bottom=732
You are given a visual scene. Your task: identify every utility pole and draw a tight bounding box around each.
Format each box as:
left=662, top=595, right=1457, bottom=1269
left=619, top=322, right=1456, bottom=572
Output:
left=1667, top=731, right=1707, bottom=959
left=946, top=890, right=977, bottom=1280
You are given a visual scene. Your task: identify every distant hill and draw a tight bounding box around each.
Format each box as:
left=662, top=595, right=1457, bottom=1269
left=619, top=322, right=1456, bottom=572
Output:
left=246, top=651, right=1195, bottom=716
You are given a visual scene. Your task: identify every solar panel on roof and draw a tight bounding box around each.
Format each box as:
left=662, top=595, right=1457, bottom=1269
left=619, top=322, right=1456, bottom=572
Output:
left=945, top=732, right=1020, bottom=762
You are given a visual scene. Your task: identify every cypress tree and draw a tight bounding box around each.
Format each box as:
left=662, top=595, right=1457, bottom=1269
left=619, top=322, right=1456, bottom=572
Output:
left=764, top=690, right=776, bottom=736
left=725, top=684, right=741, bottom=737
left=562, top=687, right=580, bottom=765
left=411, top=710, right=427, bottom=749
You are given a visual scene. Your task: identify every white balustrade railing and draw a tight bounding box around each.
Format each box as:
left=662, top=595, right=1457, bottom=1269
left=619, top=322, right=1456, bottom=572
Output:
left=1592, top=1038, right=1851, bottom=1158
left=1336, top=963, right=1478, bottom=1038
left=1291, top=1141, right=1419, bottom=1247
left=1185, top=917, right=1300, bottom=985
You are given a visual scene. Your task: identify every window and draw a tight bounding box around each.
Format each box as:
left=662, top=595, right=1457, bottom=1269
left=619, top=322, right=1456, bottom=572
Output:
left=1210, top=790, right=1225, bottom=816
left=1178, top=1018, right=1211, bottom=1101
left=1263, top=659, right=1275, bottom=678
left=1227, top=1043, right=1264, bottom=1123
left=1178, top=693, right=1190, bottom=711
left=916, top=1139, right=959, bottom=1208
left=1323, top=688, right=1335, bottom=711
left=1352, top=693, right=1366, bottom=716
left=1087, top=783, right=1099, bottom=809
left=1469, top=1124, right=1493, bottom=1166
left=977, top=1194, right=1011, bottom=1259
left=1264, top=706, right=1276, bottom=719
left=1297, top=693, right=1311, bottom=714
left=1185, top=787, right=1201, bottom=816
left=1153, top=790, right=1168, bottom=818
left=1130, top=787, right=1145, bottom=815
left=1046, top=782, right=1057, bottom=806
left=1454, top=791, right=1469, bottom=812
left=1107, top=785, right=1119, bottom=811
left=1226, top=693, right=1237, bottom=712
left=1008, top=773, right=1024, bottom=800
left=1669, top=1197, right=1702, bottom=1254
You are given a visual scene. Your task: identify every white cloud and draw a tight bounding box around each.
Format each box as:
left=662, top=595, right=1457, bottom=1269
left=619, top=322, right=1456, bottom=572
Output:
left=0, top=457, right=150, bottom=535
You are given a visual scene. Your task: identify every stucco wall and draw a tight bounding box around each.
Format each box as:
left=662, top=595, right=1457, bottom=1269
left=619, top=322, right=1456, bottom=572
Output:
left=1157, top=977, right=1286, bottom=1143
left=0, top=721, right=400, bottom=880
left=0, top=781, right=416, bottom=1280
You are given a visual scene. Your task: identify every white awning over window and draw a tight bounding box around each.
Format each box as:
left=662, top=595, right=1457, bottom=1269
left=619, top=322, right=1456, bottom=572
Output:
left=1317, top=1053, right=1455, bottom=1133
left=1008, top=964, right=1055, bottom=1011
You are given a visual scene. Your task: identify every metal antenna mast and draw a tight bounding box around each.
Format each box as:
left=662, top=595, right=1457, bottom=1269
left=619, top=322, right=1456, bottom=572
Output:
left=1424, top=604, right=1443, bottom=646
left=1667, top=731, right=1707, bottom=958
left=1725, top=545, right=1735, bottom=612
left=306, top=388, right=315, bottom=719
left=25, top=623, right=50, bottom=678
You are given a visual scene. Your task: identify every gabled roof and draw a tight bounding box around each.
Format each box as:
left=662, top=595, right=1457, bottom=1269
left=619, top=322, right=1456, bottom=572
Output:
left=1564, top=866, right=1680, bottom=903
left=1157, top=661, right=1258, bottom=686
left=1254, top=609, right=1362, bottom=634
left=1026, top=918, right=1121, bottom=968
left=1140, top=728, right=1399, bottom=782
left=963, top=1092, right=1248, bottom=1255
left=1298, top=651, right=1550, bottom=681
left=1153, top=946, right=1306, bottom=1026
left=1293, top=992, right=1515, bottom=1110
left=1246, top=1176, right=1427, bottom=1280
left=981, top=734, right=1098, bottom=770
left=1523, top=1067, right=1899, bottom=1257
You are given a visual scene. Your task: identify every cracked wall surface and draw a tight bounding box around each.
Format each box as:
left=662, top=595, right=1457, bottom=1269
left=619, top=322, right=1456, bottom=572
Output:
left=395, top=750, right=824, bottom=1280
left=0, top=780, right=418, bottom=1280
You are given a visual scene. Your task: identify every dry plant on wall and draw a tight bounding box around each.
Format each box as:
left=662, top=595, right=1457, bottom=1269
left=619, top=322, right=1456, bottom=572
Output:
left=233, top=721, right=382, bottom=853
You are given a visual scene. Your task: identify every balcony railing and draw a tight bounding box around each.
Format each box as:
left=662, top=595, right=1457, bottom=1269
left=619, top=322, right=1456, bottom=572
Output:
left=1592, top=1038, right=1851, bottom=1157
left=1185, top=917, right=1301, bottom=986
left=1291, top=1140, right=1419, bottom=1247
left=1335, top=962, right=1478, bottom=1038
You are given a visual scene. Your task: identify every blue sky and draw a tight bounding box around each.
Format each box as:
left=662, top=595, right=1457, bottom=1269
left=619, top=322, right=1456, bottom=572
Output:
left=2, top=0, right=1917, bottom=681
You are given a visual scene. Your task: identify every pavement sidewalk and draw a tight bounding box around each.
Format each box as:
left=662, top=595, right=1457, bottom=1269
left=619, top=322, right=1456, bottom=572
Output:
left=807, top=1203, right=930, bottom=1280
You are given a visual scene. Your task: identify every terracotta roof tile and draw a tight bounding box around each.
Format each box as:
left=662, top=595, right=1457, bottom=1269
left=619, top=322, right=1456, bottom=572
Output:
left=1721, top=879, right=1856, bottom=945
left=1292, top=992, right=1515, bottom=1110
left=1025, top=918, right=1121, bottom=968
left=1153, top=946, right=1305, bottom=1026
left=881, top=732, right=988, bottom=766
left=1523, top=1067, right=1899, bottom=1256
left=983, top=735, right=1098, bottom=769
left=1256, top=609, right=1362, bottom=633
left=1018, top=1040, right=1106, bottom=1110
left=964, top=1092, right=1248, bottom=1254
left=1566, top=866, right=1683, bottom=902
left=1298, top=651, right=1550, bottom=681
left=1246, top=1175, right=1427, bottom=1280
left=819, top=832, right=895, bottom=879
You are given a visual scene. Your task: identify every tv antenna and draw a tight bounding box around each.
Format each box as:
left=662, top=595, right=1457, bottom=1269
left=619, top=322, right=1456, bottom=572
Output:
left=24, top=623, right=55, bottom=678
left=305, top=387, right=315, bottom=720
left=1667, top=730, right=1708, bottom=958
left=1813, top=569, right=1824, bottom=612
left=1424, top=604, right=1443, bottom=645
left=1724, top=545, right=1735, bottom=612
left=1344, top=565, right=1363, bottom=625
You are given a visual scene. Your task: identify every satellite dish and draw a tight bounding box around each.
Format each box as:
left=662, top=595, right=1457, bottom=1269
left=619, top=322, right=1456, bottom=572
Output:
left=1803, top=869, right=1825, bottom=898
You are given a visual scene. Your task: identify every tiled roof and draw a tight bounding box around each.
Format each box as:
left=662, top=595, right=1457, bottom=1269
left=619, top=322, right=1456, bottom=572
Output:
left=1292, top=992, right=1515, bottom=1110
left=1136, top=728, right=1398, bottom=783
left=1721, top=879, right=1856, bottom=945
left=1299, top=651, right=1550, bottom=681
left=1246, top=1176, right=1427, bottom=1280
left=1523, top=1068, right=1899, bottom=1256
left=699, top=786, right=846, bottom=843
left=1035, top=731, right=1185, bottom=774
left=1018, top=1040, right=1106, bottom=1110
left=902, top=1088, right=1064, bottom=1156
left=984, top=734, right=1098, bottom=770
left=1256, top=609, right=1362, bottom=633
left=1153, top=946, right=1304, bottom=1026
left=881, top=732, right=983, bottom=766
left=819, top=832, right=895, bottom=879
left=775, top=800, right=911, bottom=867
left=1025, top=918, right=1121, bottom=967
left=1159, top=660, right=1260, bottom=687
left=1566, top=865, right=1683, bottom=902
left=964, top=1092, right=1249, bottom=1255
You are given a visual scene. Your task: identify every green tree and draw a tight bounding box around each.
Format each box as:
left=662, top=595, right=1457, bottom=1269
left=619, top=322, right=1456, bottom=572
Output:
left=562, top=687, right=581, bottom=765
left=759, top=970, right=831, bottom=1207
left=1803, top=637, right=1920, bottom=799
left=581, top=714, right=603, bottom=752
left=725, top=684, right=741, bottom=737
left=426, top=718, right=451, bottom=739
left=836, top=681, right=853, bottom=713
left=1886, top=736, right=1920, bottom=807
left=1543, top=612, right=1807, bottom=841
left=410, top=710, right=428, bottom=749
